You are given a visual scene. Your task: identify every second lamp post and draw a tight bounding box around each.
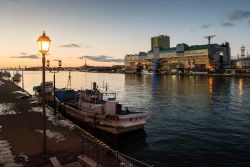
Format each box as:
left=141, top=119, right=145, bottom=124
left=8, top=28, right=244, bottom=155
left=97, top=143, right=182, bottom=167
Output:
left=47, top=60, right=62, bottom=115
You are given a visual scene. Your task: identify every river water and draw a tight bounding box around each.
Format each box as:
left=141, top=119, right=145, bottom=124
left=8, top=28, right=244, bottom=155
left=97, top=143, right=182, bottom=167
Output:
left=18, top=71, right=250, bottom=167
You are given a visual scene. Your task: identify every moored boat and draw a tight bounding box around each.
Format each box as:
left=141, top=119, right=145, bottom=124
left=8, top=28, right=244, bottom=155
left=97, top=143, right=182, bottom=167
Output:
left=12, top=72, right=21, bottom=82
left=55, top=82, right=147, bottom=135
left=33, top=81, right=54, bottom=100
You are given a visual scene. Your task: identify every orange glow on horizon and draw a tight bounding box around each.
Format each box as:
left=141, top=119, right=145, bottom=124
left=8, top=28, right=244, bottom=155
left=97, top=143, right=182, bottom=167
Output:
left=0, top=57, right=123, bottom=68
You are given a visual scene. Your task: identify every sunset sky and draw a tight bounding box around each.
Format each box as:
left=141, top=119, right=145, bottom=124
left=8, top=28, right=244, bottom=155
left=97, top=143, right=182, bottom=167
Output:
left=0, top=0, right=250, bottom=68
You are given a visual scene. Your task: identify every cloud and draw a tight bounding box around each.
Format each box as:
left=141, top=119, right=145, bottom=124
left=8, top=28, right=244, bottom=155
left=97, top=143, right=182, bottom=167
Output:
left=228, top=10, right=250, bottom=21
left=60, top=43, right=94, bottom=48
left=11, top=54, right=40, bottom=59
left=201, top=24, right=212, bottom=29
left=248, top=20, right=250, bottom=25
left=20, top=52, right=27, bottom=55
left=221, top=22, right=235, bottom=27
left=79, top=55, right=124, bottom=63
left=60, top=43, right=80, bottom=48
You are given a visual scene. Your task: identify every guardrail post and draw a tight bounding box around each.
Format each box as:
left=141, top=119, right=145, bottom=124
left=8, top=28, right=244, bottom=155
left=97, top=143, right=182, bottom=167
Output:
left=81, top=135, right=84, bottom=156
left=96, top=142, right=99, bottom=165
left=116, top=151, right=119, bottom=167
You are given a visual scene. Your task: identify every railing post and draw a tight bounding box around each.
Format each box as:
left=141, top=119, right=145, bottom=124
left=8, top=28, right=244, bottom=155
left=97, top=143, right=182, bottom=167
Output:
left=116, top=151, right=119, bottom=167
left=96, top=142, right=99, bottom=165
left=81, top=135, right=83, bottom=157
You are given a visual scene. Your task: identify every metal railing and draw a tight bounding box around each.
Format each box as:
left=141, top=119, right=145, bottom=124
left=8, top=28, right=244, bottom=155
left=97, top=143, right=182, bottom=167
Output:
left=75, top=124, right=153, bottom=167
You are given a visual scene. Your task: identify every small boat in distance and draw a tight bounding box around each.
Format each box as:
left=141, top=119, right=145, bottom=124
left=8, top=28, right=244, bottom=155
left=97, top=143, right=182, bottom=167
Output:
left=55, top=82, right=148, bottom=135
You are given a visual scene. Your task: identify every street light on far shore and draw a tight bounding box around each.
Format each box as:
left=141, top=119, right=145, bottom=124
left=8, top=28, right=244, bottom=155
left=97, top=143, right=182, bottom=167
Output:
left=37, top=31, right=51, bottom=159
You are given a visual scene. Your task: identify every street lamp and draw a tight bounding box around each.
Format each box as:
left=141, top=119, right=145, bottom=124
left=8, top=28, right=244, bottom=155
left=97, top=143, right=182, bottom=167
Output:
left=37, top=31, right=51, bottom=159
left=47, top=60, right=62, bottom=115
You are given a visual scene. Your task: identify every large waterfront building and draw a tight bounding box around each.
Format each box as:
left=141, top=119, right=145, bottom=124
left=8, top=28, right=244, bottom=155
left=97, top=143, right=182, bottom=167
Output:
left=125, top=35, right=231, bottom=74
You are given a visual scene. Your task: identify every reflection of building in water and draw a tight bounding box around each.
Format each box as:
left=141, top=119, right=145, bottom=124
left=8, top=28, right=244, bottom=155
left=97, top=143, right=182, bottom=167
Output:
left=208, top=77, right=213, bottom=95
left=125, top=35, right=231, bottom=74
left=239, top=78, right=243, bottom=97
left=152, top=74, right=158, bottom=92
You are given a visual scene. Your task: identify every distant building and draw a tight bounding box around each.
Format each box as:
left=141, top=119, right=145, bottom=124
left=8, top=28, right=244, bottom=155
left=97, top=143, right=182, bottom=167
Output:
left=125, top=35, right=231, bottom=74
left=240, top=45, right=246, bottom=58
left=151, top=35, right=170, bottom=50
left=226, top=57, right=250, bottom=75
left=220, top=42, right=231, bottom=68
left=233, top=57, right=250, bottom=69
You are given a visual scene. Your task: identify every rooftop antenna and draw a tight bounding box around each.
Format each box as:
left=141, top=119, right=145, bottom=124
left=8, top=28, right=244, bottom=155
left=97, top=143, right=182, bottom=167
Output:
left=204, top=35, right=216, bottom=45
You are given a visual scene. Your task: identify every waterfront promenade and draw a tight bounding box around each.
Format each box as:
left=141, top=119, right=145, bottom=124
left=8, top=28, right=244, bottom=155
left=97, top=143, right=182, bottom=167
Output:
left=0, top=78, right=83, bottom=166
left=0, top=77, right=153, bottom=167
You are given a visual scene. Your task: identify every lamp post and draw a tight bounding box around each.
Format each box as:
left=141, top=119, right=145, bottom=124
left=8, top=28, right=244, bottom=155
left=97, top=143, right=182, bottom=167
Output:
left=47, top=60, right=62, bottom=115
left=37, top=31, right=51, bottom=159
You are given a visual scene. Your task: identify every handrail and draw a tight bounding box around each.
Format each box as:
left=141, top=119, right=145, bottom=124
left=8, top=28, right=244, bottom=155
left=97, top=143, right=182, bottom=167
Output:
left=117, top=152, right=153, bottom=167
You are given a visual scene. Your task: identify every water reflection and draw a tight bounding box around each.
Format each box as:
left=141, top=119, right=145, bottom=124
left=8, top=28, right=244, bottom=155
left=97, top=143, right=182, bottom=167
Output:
left=208, top=77, right=213, bottom=95
left=152, top=74, right=158, bottom=93
left=239, top=78, right=243, bottom=97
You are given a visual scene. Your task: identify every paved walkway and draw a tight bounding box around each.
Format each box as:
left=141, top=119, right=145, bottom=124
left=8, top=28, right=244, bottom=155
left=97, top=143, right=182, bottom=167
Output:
left=0, top=78, right=83, bottom=166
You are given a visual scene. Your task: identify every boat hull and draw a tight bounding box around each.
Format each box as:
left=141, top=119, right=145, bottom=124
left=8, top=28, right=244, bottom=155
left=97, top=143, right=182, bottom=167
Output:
left=96, top=124, right=144, bottom=135
left=59, top=102, right=146, bottom=135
